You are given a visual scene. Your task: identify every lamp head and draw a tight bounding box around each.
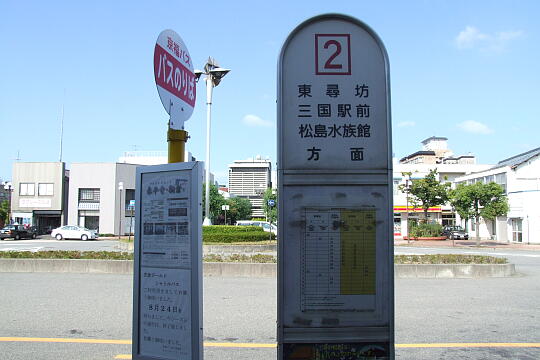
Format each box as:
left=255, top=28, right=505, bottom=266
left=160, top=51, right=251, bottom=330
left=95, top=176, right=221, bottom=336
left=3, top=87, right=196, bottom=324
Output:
left=194, top=69, right=203, bottom=82
left=209, top=67, right=230, bottom=86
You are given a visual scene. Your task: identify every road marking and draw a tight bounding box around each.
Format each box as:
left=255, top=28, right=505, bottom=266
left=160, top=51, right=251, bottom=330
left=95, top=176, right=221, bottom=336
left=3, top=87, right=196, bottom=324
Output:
left=2, top=337, right=540, bottom=357
left=397, top=342, right=540, bottom=348
left=0, top=337, right=131, bottom=344
left=113, top=342, right=540, bottom=358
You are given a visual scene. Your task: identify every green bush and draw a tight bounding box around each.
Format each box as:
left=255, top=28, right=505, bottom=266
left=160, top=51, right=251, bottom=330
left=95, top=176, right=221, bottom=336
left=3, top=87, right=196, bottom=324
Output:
left=202, top=225, right=263, bottom=234
left=409, top=222, right=443, bottom=237
left=203, top=232, right=275, bottom=243
left=201, top=225, right=273, bottom=243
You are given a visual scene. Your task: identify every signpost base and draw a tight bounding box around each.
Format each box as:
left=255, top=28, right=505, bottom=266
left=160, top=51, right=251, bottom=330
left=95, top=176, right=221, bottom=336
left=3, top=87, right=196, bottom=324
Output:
left=168, top=128, right=188, bottom=163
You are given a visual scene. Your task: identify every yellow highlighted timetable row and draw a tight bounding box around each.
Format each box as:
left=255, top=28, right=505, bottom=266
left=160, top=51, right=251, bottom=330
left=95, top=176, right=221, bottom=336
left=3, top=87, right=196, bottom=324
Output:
left=340, top=209, right=376, bottom=295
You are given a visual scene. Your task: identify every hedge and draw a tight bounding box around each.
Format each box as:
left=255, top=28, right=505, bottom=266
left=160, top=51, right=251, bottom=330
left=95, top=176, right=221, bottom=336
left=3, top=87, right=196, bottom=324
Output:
left=203, top=232, right=275, bottom=243
left=202, top=225, right=264, bottom=234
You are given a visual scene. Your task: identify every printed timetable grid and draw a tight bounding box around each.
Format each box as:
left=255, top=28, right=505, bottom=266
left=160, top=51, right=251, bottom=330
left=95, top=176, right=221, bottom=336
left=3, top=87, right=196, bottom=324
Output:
left=301, top=208, right=376, bottom=311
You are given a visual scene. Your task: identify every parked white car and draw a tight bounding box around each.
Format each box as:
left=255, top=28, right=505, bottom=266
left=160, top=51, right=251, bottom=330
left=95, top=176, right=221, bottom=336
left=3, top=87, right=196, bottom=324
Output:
left=51, top=225, right=98, bottom=241
left=235, top=220, right=277, bottom=235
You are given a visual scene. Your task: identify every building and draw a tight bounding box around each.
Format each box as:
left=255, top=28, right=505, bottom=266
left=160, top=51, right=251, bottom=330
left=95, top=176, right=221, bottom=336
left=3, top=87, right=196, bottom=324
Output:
left=400, top=136, right=476, bottom=165
left=67, top=163, right=137, bottom=235
left=10, top=162, right=69, bottom=233
left=393, top=137, right=491, bottom=238
left=228, top=156, right=272, bottom=218
left=392, top=161, right=493, bottom=238
left=454, top=147, right=540, bottom=244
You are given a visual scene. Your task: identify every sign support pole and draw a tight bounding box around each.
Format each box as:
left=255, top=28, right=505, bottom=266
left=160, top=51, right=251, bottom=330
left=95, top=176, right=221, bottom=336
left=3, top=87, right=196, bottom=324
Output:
left=168, top=128, right=188, bottom=163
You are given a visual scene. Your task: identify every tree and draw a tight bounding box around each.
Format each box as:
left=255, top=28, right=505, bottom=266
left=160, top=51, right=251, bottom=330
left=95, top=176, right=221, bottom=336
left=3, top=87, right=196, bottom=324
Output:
left=0, top=200, right=8, bottom=227
left=262, top=188, right=277, bottom=223
left=202, top=183, right=226, bottom=224
left=450, top=182, right=509, bottom=246
left=400, top=169, right=450, bottom=222
left=226, top=197, right=252, bottom=224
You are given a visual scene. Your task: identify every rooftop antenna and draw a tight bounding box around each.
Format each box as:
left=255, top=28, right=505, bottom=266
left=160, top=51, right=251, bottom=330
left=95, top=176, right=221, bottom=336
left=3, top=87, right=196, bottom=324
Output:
left=59, top=89, right=66, bottom=162
left=14, top=150, right=21, bottom=161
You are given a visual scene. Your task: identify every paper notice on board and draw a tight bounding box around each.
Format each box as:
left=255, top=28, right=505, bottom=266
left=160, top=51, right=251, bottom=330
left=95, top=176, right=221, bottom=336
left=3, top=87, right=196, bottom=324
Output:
left=141, top=171, right=191, bottom=268
left=140, top=267, right=192, bottom=359
left=301, top=208, right=376, bottom=311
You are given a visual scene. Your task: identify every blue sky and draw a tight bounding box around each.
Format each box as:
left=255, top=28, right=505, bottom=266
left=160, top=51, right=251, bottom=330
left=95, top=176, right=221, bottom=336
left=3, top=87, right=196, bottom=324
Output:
left=1, top=1, right=538, bottom=184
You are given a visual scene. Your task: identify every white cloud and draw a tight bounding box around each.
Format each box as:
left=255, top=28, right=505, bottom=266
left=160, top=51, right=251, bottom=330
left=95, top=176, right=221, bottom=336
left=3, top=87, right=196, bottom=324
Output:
left=455, top=26, right=523, bottom=53
left=457, top=120, right=493, bottom=135
left=397, top=121, right=416, bottom=128
left=242, top=114, right=273, bottom=127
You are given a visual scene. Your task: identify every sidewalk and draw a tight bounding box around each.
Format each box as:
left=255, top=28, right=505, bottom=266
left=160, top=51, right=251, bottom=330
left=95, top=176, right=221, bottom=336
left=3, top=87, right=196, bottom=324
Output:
left=395, top=238, right=540, bottom=250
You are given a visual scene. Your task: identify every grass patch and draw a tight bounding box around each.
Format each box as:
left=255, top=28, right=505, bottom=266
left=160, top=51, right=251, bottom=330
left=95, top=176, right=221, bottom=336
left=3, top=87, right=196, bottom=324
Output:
left=394, top=254, right=507, bottom=264
left=204, top=254, right=276, bottom=263
left=0, top=251, right=507, bottom=265
left=0, top=250, right=133, bottom=260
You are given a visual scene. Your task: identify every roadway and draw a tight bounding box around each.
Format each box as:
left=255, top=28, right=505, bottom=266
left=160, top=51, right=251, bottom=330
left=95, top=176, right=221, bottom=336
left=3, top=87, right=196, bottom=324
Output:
left=1, top=241, right=539, bottom=359
left=0, top=237, right=123, bottom=252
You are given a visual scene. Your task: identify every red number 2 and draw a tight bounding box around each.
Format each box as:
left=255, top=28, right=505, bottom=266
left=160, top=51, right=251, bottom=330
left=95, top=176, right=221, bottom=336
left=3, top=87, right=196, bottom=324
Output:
left=323, top=40, right=342, bottom=69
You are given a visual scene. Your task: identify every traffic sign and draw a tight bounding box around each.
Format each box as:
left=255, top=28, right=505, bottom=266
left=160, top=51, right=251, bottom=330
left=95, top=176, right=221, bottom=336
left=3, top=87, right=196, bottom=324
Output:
left=278, top=14, right=394, bottom=360
left=154, top=29, right=196, bottom=130
left=267, top=199, right=276, bottom=207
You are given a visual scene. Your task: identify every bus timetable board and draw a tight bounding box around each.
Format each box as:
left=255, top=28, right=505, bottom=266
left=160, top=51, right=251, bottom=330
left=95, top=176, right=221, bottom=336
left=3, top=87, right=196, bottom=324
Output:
left=277, top=14, right=394, bottom=360
left=132, top=161, right=203, bottom=360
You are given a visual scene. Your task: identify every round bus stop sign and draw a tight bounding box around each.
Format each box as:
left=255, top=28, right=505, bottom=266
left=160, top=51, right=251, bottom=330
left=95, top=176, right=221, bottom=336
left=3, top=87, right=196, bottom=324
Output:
left=153, top=29, right=196, bottom=130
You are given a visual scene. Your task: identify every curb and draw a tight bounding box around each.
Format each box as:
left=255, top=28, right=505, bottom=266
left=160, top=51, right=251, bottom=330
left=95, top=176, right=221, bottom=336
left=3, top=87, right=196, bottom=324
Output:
left=394, top=263, right=516, bottom=278
left=0, top=259, right=515, bottom=278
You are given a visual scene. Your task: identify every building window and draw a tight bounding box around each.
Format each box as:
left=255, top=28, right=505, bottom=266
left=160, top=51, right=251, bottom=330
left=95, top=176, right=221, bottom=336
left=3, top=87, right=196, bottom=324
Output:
left=495, top=173, right=507, bottom=193
left=442, top=213, right=455, bottom=227
left=20, top=183, right=35, bottom=196
left=393, top=180, right=400, bottom=196
left=511, top=219, right=523, bottom=242
left=79, top=188, right=100, bottom=202
left=38, top=183, right=54, bottom=196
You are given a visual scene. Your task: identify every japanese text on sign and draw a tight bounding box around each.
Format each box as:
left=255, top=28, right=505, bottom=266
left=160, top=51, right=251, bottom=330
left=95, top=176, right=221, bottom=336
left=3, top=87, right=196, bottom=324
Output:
left=154, top=44, right=196, bottom=108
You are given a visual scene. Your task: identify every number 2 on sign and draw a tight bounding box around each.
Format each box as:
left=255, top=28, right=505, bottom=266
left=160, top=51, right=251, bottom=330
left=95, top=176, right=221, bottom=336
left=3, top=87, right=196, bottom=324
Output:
left=315, top=34, right=351, bottom=75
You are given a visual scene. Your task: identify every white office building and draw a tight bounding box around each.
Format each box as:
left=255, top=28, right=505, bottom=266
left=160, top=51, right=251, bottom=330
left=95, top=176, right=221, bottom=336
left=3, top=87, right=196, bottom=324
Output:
left=454, top=147, right=540, bottom=244
left=228, top=156, right=272, bottom=218
left=67, top=163, right=138, bottom=235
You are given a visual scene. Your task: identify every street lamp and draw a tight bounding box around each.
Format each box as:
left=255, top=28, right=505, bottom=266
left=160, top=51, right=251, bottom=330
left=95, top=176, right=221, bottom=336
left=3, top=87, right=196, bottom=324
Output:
left=118, top=181, right=124, bottom=239
left=195, top=57, right=230, bottom=226
left=404, top=174, right=411, bottom=243
left=2, top=181, right=13, bottom=225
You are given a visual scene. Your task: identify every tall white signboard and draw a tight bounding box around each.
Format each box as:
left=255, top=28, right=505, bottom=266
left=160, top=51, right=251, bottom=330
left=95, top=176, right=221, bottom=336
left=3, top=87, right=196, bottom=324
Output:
left=132, top=162, right=203, bottom=360
left=277, top=14, right=394, bottom=360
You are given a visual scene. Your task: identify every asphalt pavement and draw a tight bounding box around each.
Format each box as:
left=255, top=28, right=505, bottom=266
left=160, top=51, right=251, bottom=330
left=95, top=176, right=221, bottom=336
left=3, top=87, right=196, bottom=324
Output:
left=1, top=261, right=539, bottom=360
left=1, top=239, right=539, bottom=359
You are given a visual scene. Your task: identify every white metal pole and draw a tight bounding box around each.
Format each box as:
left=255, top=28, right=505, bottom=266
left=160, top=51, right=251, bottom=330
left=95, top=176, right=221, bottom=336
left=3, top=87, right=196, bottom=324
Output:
left=203, top=76, right=214, bottom=226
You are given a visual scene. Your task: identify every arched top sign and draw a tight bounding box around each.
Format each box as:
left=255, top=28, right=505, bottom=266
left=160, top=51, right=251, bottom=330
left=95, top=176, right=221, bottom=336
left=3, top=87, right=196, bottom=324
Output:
left=278, top=13, right=392, bottom=171
left=154, top=29, right=196, bottom=130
